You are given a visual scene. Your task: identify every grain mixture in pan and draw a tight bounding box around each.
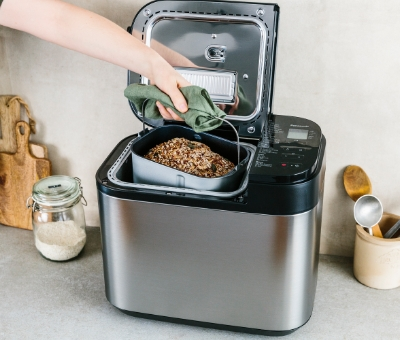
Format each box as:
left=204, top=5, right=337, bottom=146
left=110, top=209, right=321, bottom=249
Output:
left=144, top=138, right=235, bottom=178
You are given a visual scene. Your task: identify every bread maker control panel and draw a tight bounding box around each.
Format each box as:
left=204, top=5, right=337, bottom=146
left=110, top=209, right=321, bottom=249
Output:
left=249, top=115, right=322, bottom=184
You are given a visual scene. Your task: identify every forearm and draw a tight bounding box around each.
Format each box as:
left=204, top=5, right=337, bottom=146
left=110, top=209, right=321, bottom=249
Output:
left=132, top=31, right=196, bottom=68
left=0, top=0, right=163, bottom=81
left=0, top=0, right=191, bottom=113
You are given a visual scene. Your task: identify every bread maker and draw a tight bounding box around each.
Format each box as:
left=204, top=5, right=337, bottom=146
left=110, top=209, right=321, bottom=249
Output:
left=96, top=1, right=326, bottom=336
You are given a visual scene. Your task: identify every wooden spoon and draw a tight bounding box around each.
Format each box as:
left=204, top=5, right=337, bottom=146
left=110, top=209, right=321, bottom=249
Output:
left=343, top=165, right=383, bottom=237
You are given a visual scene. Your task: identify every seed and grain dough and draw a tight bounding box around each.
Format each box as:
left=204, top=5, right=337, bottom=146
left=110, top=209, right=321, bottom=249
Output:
left=145, top=137, right=235, bottom=178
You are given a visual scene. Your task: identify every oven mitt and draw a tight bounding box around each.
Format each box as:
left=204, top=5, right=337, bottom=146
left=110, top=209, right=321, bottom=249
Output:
left=124, top=84, right=226, bottom=133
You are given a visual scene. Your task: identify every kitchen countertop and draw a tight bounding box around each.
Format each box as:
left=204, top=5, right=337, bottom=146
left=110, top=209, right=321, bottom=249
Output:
left=1, top=225, right=399, bottom=340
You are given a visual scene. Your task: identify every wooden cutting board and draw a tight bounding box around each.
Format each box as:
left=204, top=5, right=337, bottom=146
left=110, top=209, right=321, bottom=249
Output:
left=30, top=142, right=48, bottom=159
left=0, top=96, right=20, bottom=153
left=0, top=121, right=51, bottom=230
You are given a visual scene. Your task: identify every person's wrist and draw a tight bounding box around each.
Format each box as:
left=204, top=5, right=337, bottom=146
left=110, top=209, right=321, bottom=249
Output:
left=147, top=52, right=169, bottom=84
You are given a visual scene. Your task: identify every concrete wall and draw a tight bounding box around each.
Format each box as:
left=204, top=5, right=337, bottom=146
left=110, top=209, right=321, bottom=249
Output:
left=0, top=27, right=12, bottom=94
left=1, top=0, right=400, bottom=256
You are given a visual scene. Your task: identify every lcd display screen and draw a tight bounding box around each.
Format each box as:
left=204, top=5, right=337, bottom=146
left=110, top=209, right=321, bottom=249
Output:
left=287, top=128, right=308, bottom=140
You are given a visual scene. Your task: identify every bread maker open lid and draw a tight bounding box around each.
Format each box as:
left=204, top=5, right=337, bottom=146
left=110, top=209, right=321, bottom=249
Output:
left=127, top=1, right=279, bottom=139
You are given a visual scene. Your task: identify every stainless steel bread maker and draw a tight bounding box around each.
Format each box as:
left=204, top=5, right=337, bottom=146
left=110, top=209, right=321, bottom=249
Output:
left=96, top=1, right=326, bottom=336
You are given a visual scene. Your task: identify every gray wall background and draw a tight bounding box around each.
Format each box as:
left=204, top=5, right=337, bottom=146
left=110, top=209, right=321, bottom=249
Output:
left=1, top=0, right=400, bottom=256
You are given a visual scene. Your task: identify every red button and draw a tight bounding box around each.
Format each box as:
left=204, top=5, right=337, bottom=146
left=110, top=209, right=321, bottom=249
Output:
left=281, top=163, right=287, bottom=167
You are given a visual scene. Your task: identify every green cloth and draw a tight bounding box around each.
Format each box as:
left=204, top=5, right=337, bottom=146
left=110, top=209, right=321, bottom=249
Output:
left=0, top=0, right=3, bottom=8
left=124, top=84, right=226, bottom=133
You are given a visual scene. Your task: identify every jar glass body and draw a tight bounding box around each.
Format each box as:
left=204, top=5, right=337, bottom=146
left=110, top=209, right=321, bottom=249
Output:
left=32, top=199, right=87, bottom=261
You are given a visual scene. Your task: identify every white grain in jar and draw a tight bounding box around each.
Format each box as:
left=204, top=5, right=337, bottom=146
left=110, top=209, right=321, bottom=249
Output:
left=28, top=176, right=87, bottom=261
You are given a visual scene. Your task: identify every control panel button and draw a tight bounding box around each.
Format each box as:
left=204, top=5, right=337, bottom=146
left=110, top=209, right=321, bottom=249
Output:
left=280, top=146, right=311, bottom=151
left=280, top=162, right=303, bottom=168
left=283, top=153, right=305, bottom=159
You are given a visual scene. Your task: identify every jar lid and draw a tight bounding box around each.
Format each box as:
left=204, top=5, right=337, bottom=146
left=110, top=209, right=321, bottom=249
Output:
left=32, top=175, right=81, bottom=207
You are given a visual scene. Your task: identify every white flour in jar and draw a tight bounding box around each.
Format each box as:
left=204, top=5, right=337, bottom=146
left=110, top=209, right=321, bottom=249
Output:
left=34, top=220, right=86, bottom=261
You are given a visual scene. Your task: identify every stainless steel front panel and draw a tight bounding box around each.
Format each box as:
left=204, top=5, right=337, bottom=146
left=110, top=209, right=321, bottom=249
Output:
left=98, top=193, right=322, bottom=331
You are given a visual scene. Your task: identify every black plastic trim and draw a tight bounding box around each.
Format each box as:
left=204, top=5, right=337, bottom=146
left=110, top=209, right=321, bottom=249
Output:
left=268, top=8, right=279, bottom=119
left=117, top=308, right=303, bottom=337
left=96, top=134, right=325, bottom=215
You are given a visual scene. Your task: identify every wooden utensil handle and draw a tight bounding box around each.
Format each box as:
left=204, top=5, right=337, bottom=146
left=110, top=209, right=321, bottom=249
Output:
left=372, top=224, right=383, bottom=238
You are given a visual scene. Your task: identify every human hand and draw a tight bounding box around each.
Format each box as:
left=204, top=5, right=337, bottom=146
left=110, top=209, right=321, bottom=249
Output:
left=152, top=68, right=190, bottom=121
left=148, top=55, right=191, bottom=120
left=155, top=101, right=185, bottom=121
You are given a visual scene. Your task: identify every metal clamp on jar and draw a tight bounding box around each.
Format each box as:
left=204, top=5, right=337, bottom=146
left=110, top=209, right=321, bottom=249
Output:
left=27, top=175, right=87, bottom=261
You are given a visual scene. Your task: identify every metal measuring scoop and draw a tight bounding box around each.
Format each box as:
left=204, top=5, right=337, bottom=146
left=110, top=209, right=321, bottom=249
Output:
left=354, top=195, right=383, bottom=236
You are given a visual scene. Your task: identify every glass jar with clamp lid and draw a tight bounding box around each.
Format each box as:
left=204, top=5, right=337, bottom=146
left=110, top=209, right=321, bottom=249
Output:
left=27, top=175, right=87, bottom=261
